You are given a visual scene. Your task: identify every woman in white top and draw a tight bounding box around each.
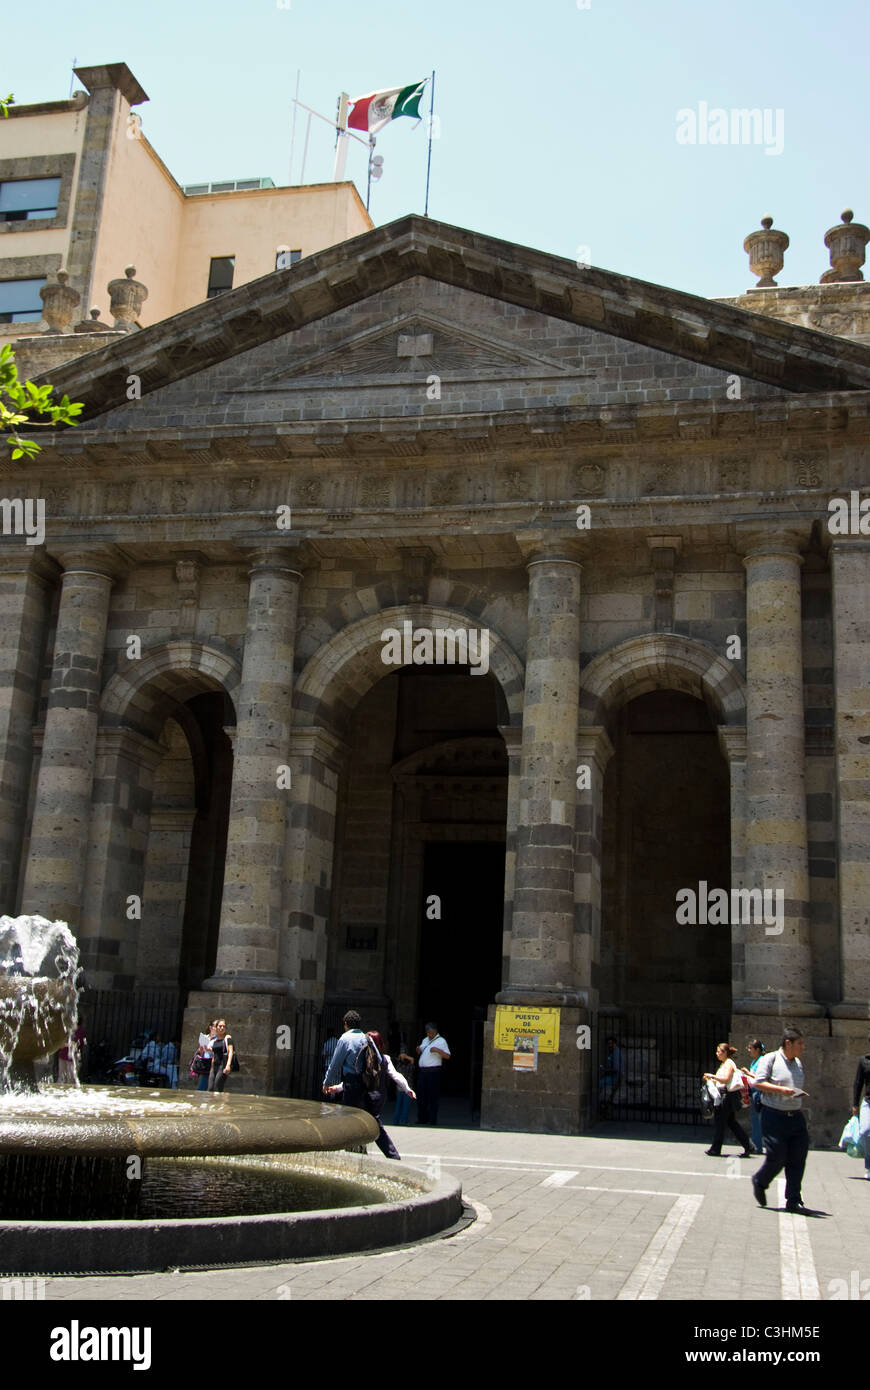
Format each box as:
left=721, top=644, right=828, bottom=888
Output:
left=702, top=1042, right=751, bottom=1157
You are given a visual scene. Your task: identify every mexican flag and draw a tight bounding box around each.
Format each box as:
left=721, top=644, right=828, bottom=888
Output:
left=347, top=80, right=427, bottom=134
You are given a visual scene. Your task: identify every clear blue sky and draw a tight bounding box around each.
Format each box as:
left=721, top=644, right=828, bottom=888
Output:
left=7, top=0, right=868, bottom=297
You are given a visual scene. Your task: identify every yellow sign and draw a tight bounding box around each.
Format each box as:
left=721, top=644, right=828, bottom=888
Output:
left=494, top=1006, right=560, bottom=1053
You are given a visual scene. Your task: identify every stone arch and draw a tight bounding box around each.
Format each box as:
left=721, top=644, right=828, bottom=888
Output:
left=100, top=640, right=241, bottom=738
left=292, top=605, right=525, bottom=733
left=579, top=633, right=745, bottom=729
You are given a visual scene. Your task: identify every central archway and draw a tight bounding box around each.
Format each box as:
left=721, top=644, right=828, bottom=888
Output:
left=289, top=606, right=523, bottom=1120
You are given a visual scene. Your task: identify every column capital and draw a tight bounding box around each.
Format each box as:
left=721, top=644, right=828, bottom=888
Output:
left=233, top=537, right=306, bottom=578
left=95, top=725, right=165, bottom=772
left=717, top=724, right=747, bottom=764
left=734, top=520, right=811, bottom=563
left=46, top=542, right=131, bottom=582
left=514, top=531, right=588, bottom=568
left=646, top=534, right=683, bottom=557
left=0, top=548, right=59, bottom=587
left=576, top=725, right=615, bottom=771
left=289, top=724, right=349, bottom=772
left=498, top=724, right=523, bottom=757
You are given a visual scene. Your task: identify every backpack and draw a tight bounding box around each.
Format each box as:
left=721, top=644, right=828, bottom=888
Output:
left=228, top=1038, right=240, bottom=1072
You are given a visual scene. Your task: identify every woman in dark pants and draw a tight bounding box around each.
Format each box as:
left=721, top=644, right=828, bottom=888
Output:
left=703, top=1042, right=751, bottom=1157
left=208, top=1019, right=234, bottom=1093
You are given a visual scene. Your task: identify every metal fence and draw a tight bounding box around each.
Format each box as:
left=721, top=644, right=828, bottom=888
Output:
left=78, top=989, right=185, bottom=1082
left=287, top=999, right=357, bottom=1100
left=590, top=1010, right=732, bottom=1124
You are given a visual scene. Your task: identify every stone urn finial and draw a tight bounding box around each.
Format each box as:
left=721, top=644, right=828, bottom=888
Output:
left=74, top=305, right=114, bottom=333
left=821, top=208, right=870, bottom=283
left=39, top=269, right=80, bottom=334
left=744, top=216, right=790, bottom=287
left=107, top=264, right=148, bottom=331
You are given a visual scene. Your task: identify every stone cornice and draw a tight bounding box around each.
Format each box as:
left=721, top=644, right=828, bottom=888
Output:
left=21, top=391, right=870, bottom=470
left=32, top=216, right=870, bottom=420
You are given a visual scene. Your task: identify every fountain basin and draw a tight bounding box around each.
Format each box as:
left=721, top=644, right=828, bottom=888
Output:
left=0, top=1150, right=465, bottom=1274
left=0, top=1087, right=380, bottom=1158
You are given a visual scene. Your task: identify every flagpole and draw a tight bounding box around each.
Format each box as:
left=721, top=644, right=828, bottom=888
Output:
left=424, top=69, right=436, bottom=216
left=366, top=135, right=376, bottom=212
left=289, top=69, right=301, bottom=184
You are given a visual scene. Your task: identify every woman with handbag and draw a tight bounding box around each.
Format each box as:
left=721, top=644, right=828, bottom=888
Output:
left=703, top=1042, right=751, bottom=1157
left=190, top=1019, right=217, bottom=1091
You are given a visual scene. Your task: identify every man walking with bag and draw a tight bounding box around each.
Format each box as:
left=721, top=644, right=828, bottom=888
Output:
left=322, top=1010, right=371, bottom=1110
left=751, top=1027, right=812, bottom=1213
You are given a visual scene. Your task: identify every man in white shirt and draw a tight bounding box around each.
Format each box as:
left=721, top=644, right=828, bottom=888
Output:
left=751, top=1027, right=811, bottom=1212
left=415, top=1022, right=450, bottom=1126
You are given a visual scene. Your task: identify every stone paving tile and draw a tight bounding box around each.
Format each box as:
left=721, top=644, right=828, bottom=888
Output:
left=39, top=1127, right=870, bottom=1302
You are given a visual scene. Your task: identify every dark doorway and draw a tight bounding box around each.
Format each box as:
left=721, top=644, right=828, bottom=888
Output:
left=418, top=841, right=505, bottom=1112
left=600, top=689, right=731, bottom=1013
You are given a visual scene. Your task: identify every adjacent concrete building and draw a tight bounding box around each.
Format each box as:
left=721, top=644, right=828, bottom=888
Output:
left=0, top=62, right=370, bottom=335
left=2, top=204, right=869, bottom=1142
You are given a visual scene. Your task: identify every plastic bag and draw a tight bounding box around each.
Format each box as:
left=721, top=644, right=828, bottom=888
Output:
left=838, top=1115, right=862, bottom=1157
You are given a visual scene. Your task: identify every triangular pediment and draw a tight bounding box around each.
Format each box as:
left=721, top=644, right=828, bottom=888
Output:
left=35, top=214, right=870, bottom=424
left=240, top=310, right=592, bottom=392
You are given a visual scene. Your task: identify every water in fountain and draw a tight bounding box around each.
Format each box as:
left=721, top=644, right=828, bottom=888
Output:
left=0, top=915, right=80, bottom=1090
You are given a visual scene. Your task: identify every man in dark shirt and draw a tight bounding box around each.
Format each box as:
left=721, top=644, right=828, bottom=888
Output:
left=851, top=1033, right=870, bottom=1181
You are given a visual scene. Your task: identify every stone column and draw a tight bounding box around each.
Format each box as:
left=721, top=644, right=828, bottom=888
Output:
left=574, top=727, right=614, bottom=1006
left=280, top=726, right=347, bottom=999
left=498, top=725, right=522, bottom=989
left=829, top=539, right=870, bottom=1013
left=186, top=547, right=301, bottom=1092
left=19, top=553, right=119, bottom=928
left=735, top=524, right=818, bottom=1014
left=482, top=539, right=586, bottom=1134
left=78, top=727, right=165, bottom=988
left=502, top=542, right=584, bottom=1000
left=204, top=548, right=302, bottom=989
left=0, top=551, right=55, bottom=912
left=717, top=726, right=748, bottom=1002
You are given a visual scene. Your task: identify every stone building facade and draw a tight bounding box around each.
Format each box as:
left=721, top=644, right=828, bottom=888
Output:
left=2, top=214, right=869, bottom=1139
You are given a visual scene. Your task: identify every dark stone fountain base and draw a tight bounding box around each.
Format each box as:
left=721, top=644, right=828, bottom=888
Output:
left=0, top=1151, right=465, bottom=1274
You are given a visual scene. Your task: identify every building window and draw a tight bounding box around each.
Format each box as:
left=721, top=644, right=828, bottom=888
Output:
left=276, top=248, right=302, bottom=270
left=0, top=277, right=46, bottom=323
left=206, top=256, right=235, bottom=299
left=0, top=178, right=61, bottom=222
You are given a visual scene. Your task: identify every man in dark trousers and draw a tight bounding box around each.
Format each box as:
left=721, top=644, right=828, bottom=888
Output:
left=322, top=1010, right=370, bottom=1110
left=751, top=1027, right=811, bottom=1212
left=415, top=1022, right=450, bottom=1125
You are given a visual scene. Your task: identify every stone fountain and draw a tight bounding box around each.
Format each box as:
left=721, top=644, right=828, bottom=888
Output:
left=0, top=916, right=463, bottom=1274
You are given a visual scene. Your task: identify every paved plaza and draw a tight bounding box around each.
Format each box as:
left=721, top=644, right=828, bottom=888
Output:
left=42, top=1123, right=870, bottom=1303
